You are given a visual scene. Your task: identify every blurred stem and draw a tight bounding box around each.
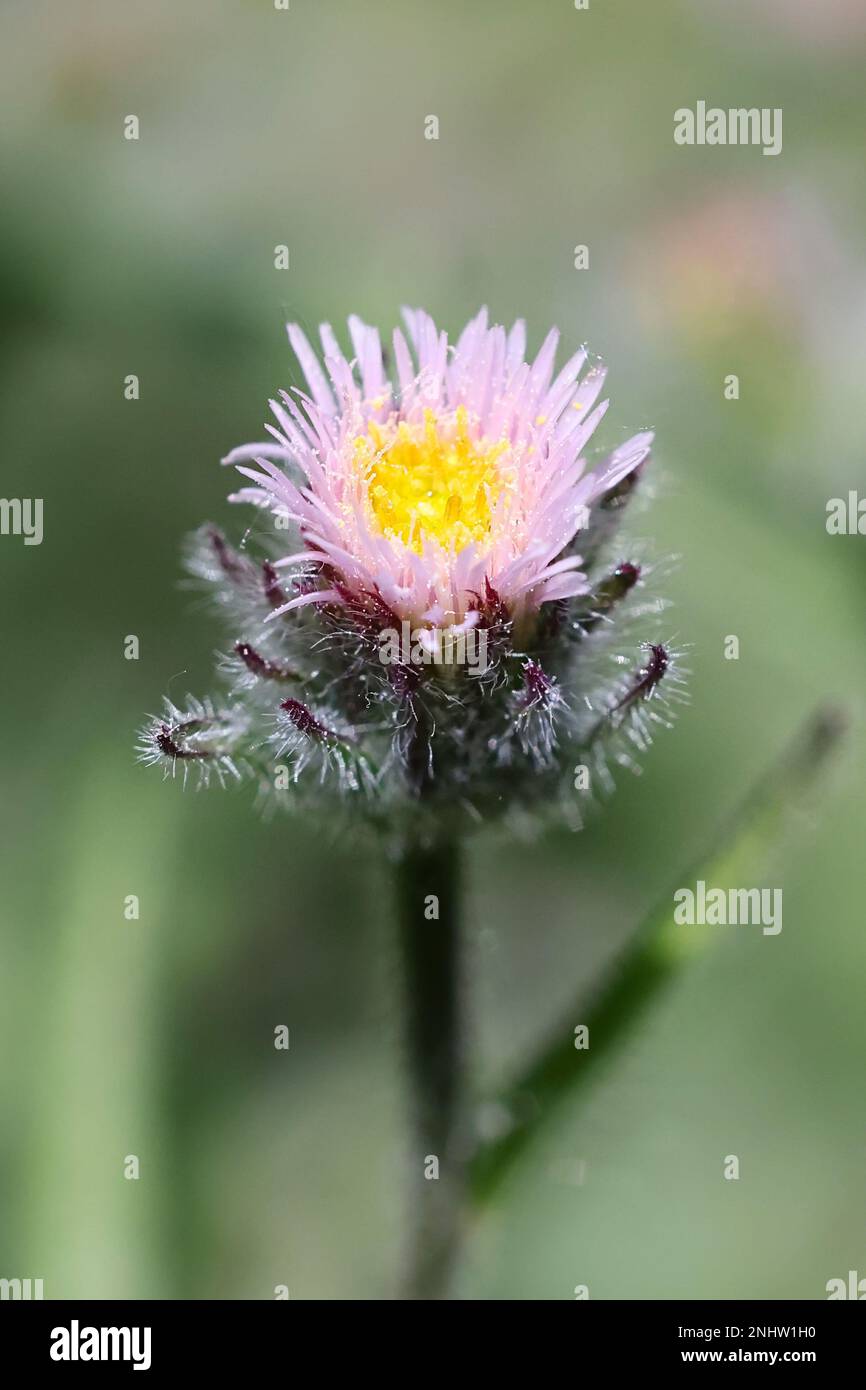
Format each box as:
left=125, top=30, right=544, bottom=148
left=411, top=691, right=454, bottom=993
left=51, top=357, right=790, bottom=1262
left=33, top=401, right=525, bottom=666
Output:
left=471, top=705, right=846, bottom=1205
left=396, top=836, right=466, bottom=1300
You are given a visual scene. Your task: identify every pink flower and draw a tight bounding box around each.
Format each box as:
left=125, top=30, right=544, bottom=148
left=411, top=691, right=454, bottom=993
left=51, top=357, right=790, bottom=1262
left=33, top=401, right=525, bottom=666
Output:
left=225, top=308, right=652, bottom=632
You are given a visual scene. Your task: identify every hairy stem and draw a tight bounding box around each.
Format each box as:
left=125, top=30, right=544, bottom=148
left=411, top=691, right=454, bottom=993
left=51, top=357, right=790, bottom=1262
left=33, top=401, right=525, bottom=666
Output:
left=396, top=836, right=466, bottom=1299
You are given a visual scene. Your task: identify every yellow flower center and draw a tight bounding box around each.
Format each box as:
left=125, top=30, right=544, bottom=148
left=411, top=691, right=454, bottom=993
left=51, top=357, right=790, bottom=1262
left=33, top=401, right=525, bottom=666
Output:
left=354, top=406, right=509, bottom=553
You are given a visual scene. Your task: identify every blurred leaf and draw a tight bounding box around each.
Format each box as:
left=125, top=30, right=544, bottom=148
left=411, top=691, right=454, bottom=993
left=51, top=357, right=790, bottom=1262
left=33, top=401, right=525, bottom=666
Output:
left=471, top=706, right=847, bottom=1205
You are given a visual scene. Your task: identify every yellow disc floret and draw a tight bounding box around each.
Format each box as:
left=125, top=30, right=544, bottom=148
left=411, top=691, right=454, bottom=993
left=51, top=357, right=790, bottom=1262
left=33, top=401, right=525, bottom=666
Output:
left=354, top=406, right=509, bottom=553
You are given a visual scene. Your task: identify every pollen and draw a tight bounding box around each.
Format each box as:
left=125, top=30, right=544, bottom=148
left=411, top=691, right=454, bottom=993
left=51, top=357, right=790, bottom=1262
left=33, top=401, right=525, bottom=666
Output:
left=355, top=406, right=509, bottom=553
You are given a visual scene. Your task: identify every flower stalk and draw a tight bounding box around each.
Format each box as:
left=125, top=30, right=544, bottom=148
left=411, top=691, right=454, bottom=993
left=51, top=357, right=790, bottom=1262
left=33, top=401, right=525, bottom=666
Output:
left=395, top=835, right=467, bottom=1300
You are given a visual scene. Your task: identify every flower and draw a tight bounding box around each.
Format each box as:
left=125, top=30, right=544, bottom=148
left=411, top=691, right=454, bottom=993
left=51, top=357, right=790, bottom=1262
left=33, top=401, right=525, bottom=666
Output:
left=140, top=306, right=683, bottom=832
left=224, top=308, right=653, bottom=637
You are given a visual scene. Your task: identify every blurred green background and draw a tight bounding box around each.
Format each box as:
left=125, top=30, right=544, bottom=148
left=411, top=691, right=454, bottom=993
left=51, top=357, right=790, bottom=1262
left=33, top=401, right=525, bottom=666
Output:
left=2, top=0, right=865, bottom=1300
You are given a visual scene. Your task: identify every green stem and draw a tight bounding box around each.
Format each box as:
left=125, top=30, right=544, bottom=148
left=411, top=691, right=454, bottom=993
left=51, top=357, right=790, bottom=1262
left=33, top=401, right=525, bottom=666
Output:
left=471, top=705, right=846, bottom=1205
left=396, top=836, right=467, bottom=1299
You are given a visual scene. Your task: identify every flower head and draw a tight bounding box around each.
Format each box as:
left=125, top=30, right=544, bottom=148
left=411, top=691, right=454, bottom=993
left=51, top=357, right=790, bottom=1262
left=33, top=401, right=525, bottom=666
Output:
left=140, top=307, right=683, bottom=837
left=225, top=309, right=652, bottom=634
